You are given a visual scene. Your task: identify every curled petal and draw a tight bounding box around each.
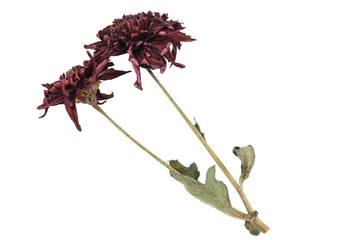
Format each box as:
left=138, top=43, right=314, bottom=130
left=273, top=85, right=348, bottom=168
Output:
left=38, top=108, right=49, bottom=118
left=37, top=95, right=65, bottom=110
left=163, top=50, right=185, bottom=68
left=96, top=89, right=114, bottom=105
left=84, top=41, right=104, bottom=50
left=65, top=104, right=82, bottom=131
left=129, top=56, right=143, bottom=90
left=97, top=69, right=131, bottom=81
left=93, top=58, right=110, bottom=79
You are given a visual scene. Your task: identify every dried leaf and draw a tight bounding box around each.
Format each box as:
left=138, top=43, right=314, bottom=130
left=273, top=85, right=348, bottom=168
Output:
left=233, top=145, right=255, bottom=185
left=245, top=221, right=261, bottom=236
left=169, top=160, right=200, bottom=180
left=194, top=119, right=205, bottom=140
left=169, top=160, right=244, bottom=220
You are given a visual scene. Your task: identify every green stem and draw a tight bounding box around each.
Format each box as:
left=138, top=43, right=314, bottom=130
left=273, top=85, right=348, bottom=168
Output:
left=91, top=103, right=179, bottom=175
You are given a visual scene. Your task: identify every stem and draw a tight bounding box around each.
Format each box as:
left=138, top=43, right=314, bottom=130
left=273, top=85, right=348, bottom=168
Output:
left=232, top=208, right=249, bottom=220
left=91, top=103, right=255, bottom=224
left=147, top=69, right=246, bottom=202
left=254, top=217, right=270, bottom=233
left=91, top=103, right=179, bottom=175
left=91, top=103, right=271, bottom=232
left=147, top=69, right=269, bottom=233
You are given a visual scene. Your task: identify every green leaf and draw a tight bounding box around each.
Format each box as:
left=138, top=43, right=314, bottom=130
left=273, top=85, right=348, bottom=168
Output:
left=169, top=160, right=244, bottom=220
left=233, top=145, right=255, bottom=185
left=194, top=119, right=206, bottom=140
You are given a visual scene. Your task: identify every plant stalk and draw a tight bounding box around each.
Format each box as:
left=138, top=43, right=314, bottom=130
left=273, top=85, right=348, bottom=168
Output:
left=91, top=103, right=179, bottom=175
left=91, top=103, right=268, bottom=231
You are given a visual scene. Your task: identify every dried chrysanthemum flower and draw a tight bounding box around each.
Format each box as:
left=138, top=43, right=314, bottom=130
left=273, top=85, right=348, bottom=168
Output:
left=85, top=11, right=195, bottom=90
left=37, top=51, right=129, bottom=131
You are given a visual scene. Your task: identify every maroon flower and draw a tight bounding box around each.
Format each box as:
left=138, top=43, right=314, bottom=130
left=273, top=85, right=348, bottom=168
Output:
left=37, top=51, right=130, bottom=131
left=85, top=11, right=195, bottom=90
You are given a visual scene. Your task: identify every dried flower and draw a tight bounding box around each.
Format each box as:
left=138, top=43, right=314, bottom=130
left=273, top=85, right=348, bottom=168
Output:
left=37, top=51, right=129, bottom=131
left=85, top=11, right=195, bottom=90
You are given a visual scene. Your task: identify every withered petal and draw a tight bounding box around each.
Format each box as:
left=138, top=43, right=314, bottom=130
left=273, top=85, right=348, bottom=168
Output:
left=129, top=57, right=143, bottom=90
left=65, top=104, right=82, bottom=131
left=97, top=69, right=131, bottom=81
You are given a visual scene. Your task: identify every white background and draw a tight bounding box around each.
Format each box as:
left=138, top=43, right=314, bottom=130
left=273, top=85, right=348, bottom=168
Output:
left=1, top=0, right=359, bottom=239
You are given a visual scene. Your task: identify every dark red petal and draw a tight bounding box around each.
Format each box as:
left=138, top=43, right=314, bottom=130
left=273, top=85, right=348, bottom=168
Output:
left=104, top=61, right=114, bottom=68
left=84, top=41, right=103, bottom=50
left=96, top=90, right=114, bottom=100
left=163, top=51, right=185, bottom=68
left=38, top=108, right=49, bottom=118
left=93, top=58, right=110, bottom=78
left=159, top=65, right=167, bottom=74
left=171, top=61, right=186, bottom=68
left=97, top=69, right=130, bottom=81
left=41, top=83, right=52, bottom=89
left=37, top=96, right=66, bottom=110
left=129, top=57, right=143, bottom=90
left=96, top=89, right=114, bottom=105
left=65, top=104, right=82, bottom=131
left=87, top=51, right=98, bottom=76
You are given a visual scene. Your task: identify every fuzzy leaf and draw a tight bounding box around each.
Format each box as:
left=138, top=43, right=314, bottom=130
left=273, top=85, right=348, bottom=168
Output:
left=169, top=160, right=244, bottom=219
left=169, top=160, right=200, bottom=180
left=233, top=145, right=255, bottom=185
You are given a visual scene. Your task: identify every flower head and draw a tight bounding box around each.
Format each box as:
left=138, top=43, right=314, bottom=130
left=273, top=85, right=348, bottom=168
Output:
left=37, top=51, right=130, bottom=131
left=85, top=11, right=195, bottom=90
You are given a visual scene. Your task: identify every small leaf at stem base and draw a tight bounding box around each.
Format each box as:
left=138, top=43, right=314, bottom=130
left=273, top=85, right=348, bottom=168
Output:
left=245, top=221, right=261, bottom=236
